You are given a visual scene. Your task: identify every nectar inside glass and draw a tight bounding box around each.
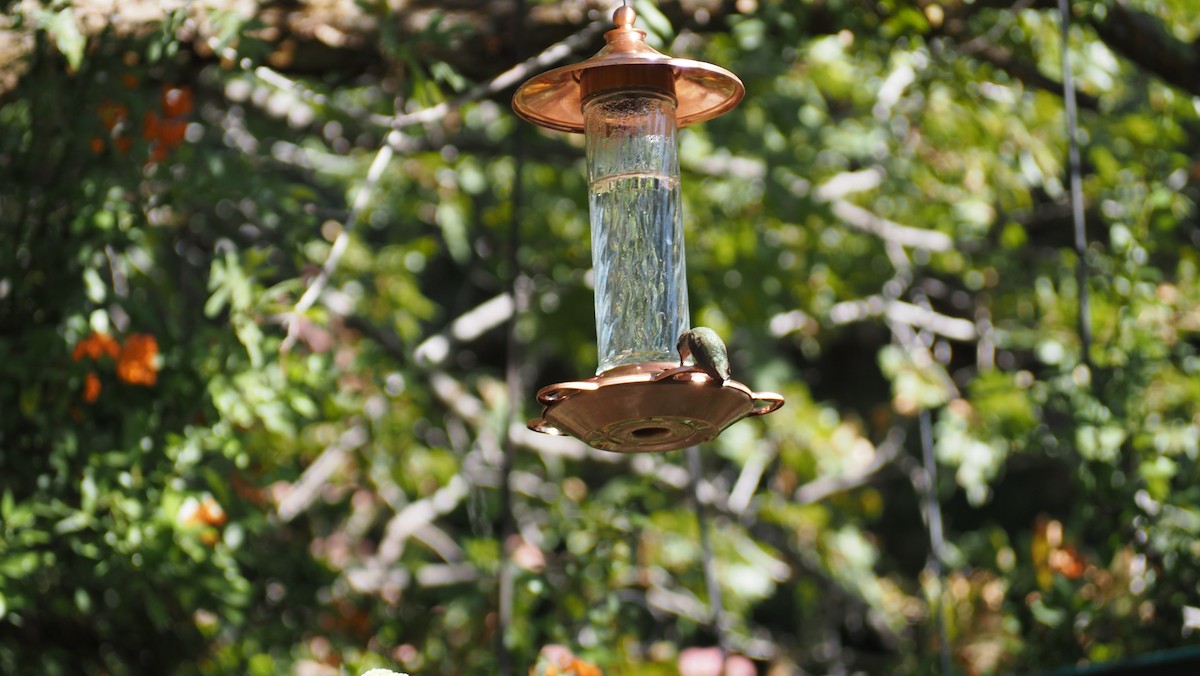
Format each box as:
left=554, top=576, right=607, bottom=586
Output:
left=584, top=90, right=688, bottom=375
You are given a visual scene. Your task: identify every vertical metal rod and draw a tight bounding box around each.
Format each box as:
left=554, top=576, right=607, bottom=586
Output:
left=496, top=1, right=527, bottom=672
left=1057, top=0, right=1092, bottom=370
left=686, top=446, right=727, bottom=657
left=920, top=410, right=951, bottom=675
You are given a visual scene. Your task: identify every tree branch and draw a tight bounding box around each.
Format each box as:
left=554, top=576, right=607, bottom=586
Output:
left=375, top=474, right=472, bottom=564
left=277, top=14, right=607, bottom=355
left=276, top=423, right=369, bottom=522
left=1088, top=0, right=1200, bottom=98
left=389, top=19, right=608, bottom=131
left=793, top=427, right=906, bottom=505
left=925, top=0, right=1100, bottom=109
left=280, top=136, right=397, bottom=353
left=957, top=37, right=1100, bottom=110
left=414, top=293, right=514, bottom=366
left=829, top=296, right=977, bottom=341
left=827, top=201, right=954, bottom=252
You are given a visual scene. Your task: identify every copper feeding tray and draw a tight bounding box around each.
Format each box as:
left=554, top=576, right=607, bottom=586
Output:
left=528, top=362, right=784, bottom=453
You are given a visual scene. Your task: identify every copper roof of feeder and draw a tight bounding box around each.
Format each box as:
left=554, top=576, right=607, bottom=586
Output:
left=512, top=6, right=745, bottom=133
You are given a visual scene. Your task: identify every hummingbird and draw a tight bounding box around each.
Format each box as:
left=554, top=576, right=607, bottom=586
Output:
left=676, top=326, right=731, bottom=384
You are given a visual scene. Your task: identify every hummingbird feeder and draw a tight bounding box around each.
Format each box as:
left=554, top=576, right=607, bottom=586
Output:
left=514, top=4, right=783, bottom=453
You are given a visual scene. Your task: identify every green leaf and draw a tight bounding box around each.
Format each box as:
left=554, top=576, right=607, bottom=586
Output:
left=45, top=8, right=85, bottom=71
left=54, top=512, right=93, bottom=535
left=83, top=268, right=106, bottom=303
left=634, top=0, right=675, bottom=45
left=1141, top=456, right=1177, bottom=499
left=436, top=199, right=471, bottom=264
left=75, top=587, right=92, bottom=613
left=289, top=393, right=318, bottom=418
left=233, top=315, right=264, bottom=368
left=1030, top=596, right=1068, bottom=627
left=0, top=552, right=39, bottom=579
left=81, top=471, right=98, bottom=513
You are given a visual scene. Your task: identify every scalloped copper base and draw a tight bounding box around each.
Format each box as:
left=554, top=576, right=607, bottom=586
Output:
left=528, top=362, right=784, bottom=453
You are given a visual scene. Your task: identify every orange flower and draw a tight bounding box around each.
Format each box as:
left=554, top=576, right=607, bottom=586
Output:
left=142, top=109, right=161, bottom=141
left=178, top=496, right=226, bottom=547
left=161, top=85, right=193, bottom=118
left=1049, top=545, right=1086, bottom=580
left=158, top=119, right=187, bottom=148
left=197, top=497, right=227, bottom=527
left=149, top=144, right=170, bottom=164
left=532, top=646, right=603, bottom=676
left=179, top=496, right=226, bottom=528
left=72, top=332, right=120, bottom=361
left=83, top=372, right=102, bottom=403
left=569, top=659, right=602, bottom=676
left=116, top=333, right=159, bottom=386
left=97, top=100, right=128, bottom=131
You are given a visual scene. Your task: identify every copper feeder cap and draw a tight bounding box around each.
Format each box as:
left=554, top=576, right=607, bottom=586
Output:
left=512, top=6, right=745, bottom=133
left=528, top=362, right=784, bottom=453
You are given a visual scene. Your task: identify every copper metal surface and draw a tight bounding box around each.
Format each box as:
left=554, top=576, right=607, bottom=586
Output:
left=528, top=362, right=785, bottom=453
left=512, top=7, right=744, bottom=133
left=514, top=8, right=769, bottom=451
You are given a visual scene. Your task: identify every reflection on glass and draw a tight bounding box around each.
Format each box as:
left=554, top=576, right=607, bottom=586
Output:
left=584, top=91, right=688, bottom=374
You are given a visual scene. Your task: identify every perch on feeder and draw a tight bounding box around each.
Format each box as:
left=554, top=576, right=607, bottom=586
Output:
left=514, top=4, right=783, bottom=453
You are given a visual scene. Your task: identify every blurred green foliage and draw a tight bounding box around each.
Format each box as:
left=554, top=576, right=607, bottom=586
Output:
left=2, top=0, right=1199, bottom=674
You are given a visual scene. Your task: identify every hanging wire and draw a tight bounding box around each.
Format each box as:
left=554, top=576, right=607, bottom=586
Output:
left=496, top=0, right=528, bottom=671
left=1057, top=0, right=1092, bottom=371
left=686, top=445, right=729, bottom=662
left=919, top=410, right=952, bottom=675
